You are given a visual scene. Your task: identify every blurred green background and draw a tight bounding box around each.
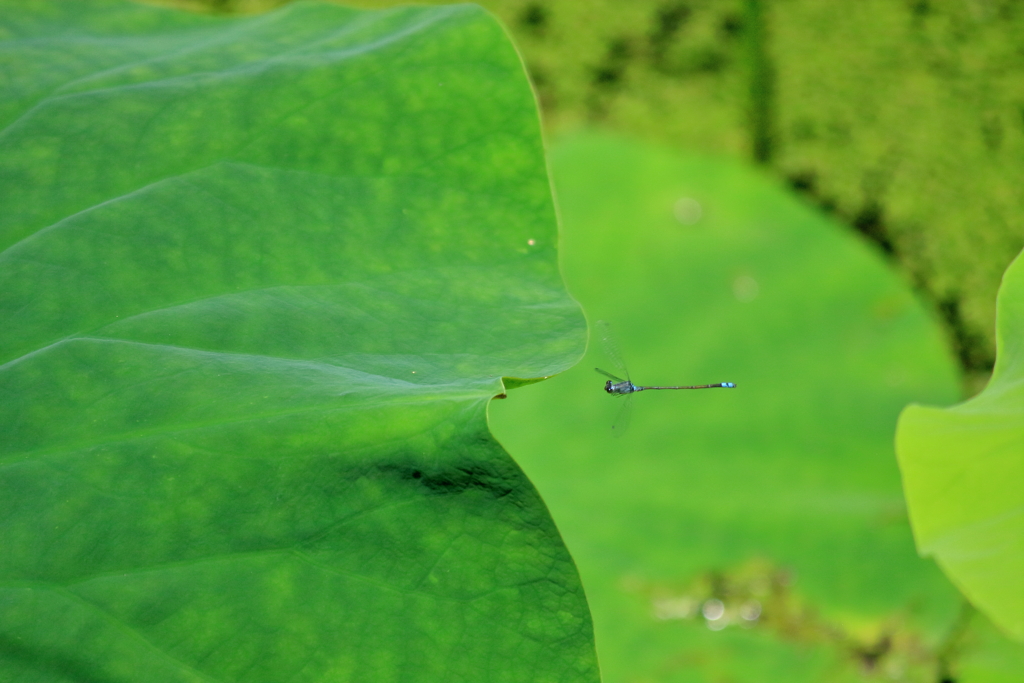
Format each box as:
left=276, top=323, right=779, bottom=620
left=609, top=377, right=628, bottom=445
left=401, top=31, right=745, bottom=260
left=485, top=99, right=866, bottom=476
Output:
left=157, top=0, right=1024, bottom=396
left=132, top=0, right=1024, bottom=680
left=488, top=130, right=1024, bottom=683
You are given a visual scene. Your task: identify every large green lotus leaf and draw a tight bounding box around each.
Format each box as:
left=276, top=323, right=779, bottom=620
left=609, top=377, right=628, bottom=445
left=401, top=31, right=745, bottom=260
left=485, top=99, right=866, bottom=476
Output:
left=0, top=2, right=595, bottom=682
left=897, top=249, right=1024, bottom=642
left=489, top=131, right=974, bottom=681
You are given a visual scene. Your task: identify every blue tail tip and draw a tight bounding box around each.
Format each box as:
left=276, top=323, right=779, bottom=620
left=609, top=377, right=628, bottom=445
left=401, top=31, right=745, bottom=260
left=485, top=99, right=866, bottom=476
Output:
left=723, top=382, right=736, bottom=388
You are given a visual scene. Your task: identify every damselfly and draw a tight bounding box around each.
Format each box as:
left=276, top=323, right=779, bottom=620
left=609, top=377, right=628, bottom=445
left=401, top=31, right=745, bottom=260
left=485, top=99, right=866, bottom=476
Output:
left=594, top=320, right=735, bottom=432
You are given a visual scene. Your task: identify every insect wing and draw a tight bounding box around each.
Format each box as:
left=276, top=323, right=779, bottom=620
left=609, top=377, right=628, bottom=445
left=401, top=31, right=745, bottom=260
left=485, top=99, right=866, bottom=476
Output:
left=595, top=367, right=626, bottom=383
left=595, top=320, right=630, bottom=379
left=611, top=393, right=633, bottom=436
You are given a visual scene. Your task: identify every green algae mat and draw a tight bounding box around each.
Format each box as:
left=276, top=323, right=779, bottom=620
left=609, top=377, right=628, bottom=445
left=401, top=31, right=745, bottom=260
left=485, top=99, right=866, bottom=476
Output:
left=0, top=2, right=595, bottom=681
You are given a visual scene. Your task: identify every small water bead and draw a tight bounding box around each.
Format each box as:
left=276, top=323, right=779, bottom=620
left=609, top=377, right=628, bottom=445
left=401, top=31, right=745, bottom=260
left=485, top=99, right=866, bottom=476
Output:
left=674, top=197, right=703, bottom=225
left=701, top=599, right=725, bottom=621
